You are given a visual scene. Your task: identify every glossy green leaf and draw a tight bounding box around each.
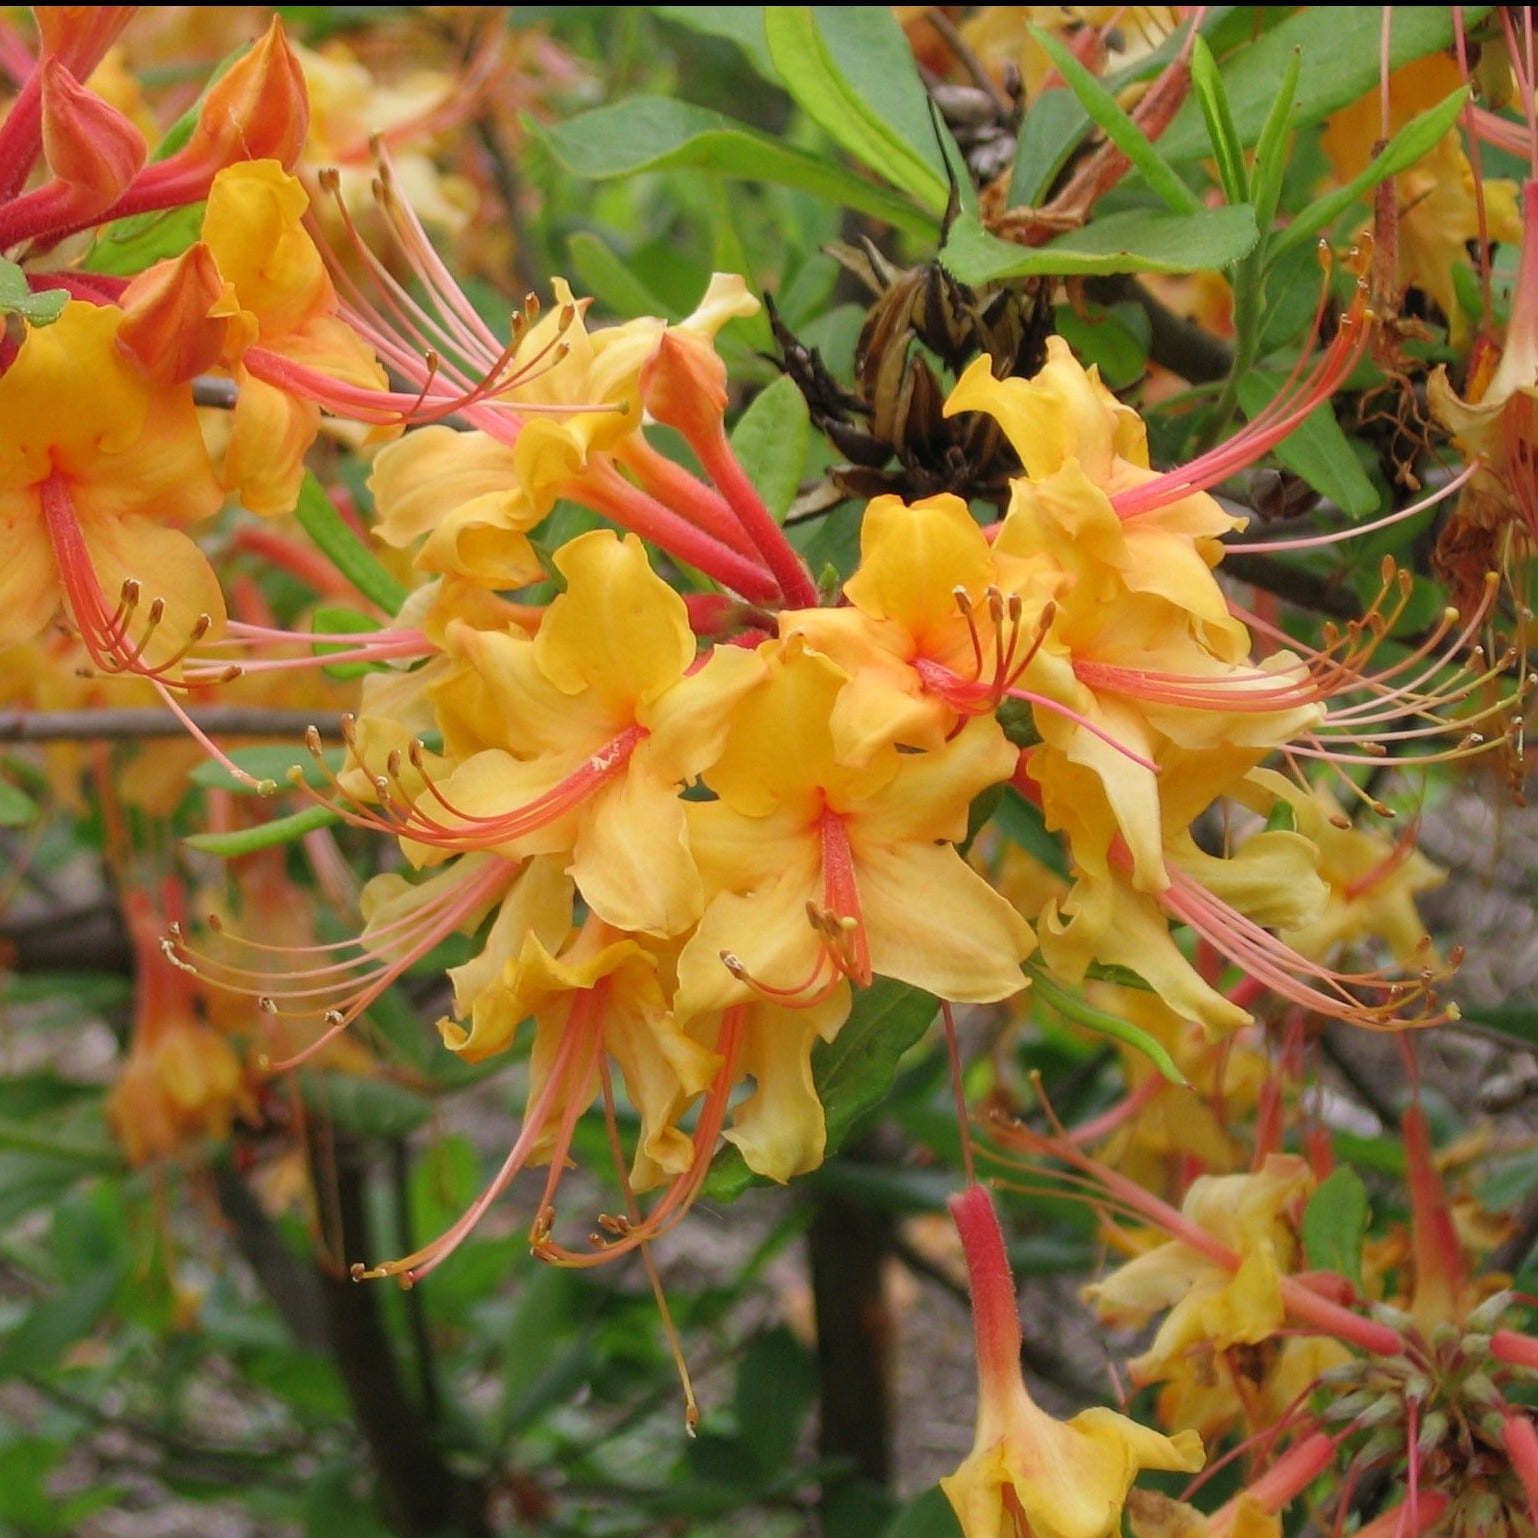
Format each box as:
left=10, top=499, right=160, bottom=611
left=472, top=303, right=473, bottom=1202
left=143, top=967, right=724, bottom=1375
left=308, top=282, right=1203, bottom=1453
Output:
left=764, top=8, right=954, bottom=215
left=730, top=374, right=811, bottom=520
left=944, top=204, right=1259, bottom=284
left=566, top=230, right=677, bottom=322
left=1031, top=25, right=1204, bottom=216
left=291, top=471, right=408, bottom=615
left=1158, top=6, right=1491, bottom=161
left=1009, top=88, right=1089, bottom=210
left=1238, top=371, right=1378, bottom=517
left=1270, top=87, right=1470, bottom=260
left=706, top=977, right=939, bottom=1201
left=1250, top=46, right=1302, bottom=235
left=1302, top=1165, right=1369, bottom=1289
left=183, top=802, right=342, bottom=856
left=531, top=99, right=937, bottom=237
left=82, top=204, right=205, bottom=277
left=653, top=6, right=777, bottom=81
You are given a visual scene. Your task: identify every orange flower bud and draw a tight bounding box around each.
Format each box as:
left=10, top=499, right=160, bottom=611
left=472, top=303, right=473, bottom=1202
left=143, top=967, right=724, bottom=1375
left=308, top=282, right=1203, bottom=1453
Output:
left=181, top=16, right=309, bottom=176
left=119, top=243, right=243, bottom=385
left=39, top=56, right=145, bottom=210
left=33, top=7, right=138, bottom=72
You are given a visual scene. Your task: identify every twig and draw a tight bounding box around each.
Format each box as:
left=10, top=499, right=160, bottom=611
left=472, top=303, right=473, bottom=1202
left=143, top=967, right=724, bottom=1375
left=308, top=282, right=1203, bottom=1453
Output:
left=0, top=707, right=348, bottom=743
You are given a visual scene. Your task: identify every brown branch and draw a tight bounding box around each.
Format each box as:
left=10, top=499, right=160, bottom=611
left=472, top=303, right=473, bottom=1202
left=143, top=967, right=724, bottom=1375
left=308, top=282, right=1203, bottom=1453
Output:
left=311, top=1135, right=492, bottom=1538
left=0, top=707, right=348, bottom=743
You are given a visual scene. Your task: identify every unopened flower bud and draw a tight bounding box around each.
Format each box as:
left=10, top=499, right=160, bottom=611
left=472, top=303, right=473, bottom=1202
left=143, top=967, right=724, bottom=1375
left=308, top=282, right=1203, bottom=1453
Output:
left=40, top=56, right=145, bottom=207
left=183, top=18, right=308, bottom=175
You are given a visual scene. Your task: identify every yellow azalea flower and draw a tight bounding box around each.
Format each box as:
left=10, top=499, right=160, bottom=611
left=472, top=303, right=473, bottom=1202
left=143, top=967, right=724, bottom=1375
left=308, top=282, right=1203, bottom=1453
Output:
left=709, top=988, right=852, bottom=1183
left=676, top=636, right=1034, bottom=1016
left=197, top=159, right=388, bottom=515
left=944, top=1184, right=1203, bottom=1538
left=782, top=490, right=1058, bottom=765
left=367, top=424, right=547, bottom=589
left=946, top=344, right=1320, bottom=897
left=0, top=300, right=226, bottom=676
left=1153, top=1333, right=1352, bottom=1448
left=353, top=530, right=764, bottom=938
left=1085, top=1155, right=1316, bottom=1385
left=1249, top=771, right=1447, bottom=969
left=1029, top=747, right=1329, bottom=1036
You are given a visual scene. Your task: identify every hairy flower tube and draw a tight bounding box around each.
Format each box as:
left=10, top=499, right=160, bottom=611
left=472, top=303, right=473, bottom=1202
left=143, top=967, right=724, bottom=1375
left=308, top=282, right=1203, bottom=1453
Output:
left=943, top=1183, right=1204, bottom=1538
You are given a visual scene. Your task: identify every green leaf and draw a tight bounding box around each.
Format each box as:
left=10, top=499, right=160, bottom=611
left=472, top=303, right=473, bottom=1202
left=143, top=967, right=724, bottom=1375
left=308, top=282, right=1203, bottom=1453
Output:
left=706, top=978, right=939, bottom=1201
left=764, top=8, right=954, bottom=215
left=291, top=471, right=408, bottom=615
left=183, top=802, right=342, bottom=856
left=302, top=1463, right=391, bottom=1538
left=0, top=1263, right=125, bottom=1379
left=1053, top=301, right=1151, bottom=391
left=1190, top=34, right=1247, bottom=205
left=531, top=98, right=937, bottom=237
left=0, top=258, right=66, bottom=325
left=566, top=230, right=677, bottom=321
left=885, top=1484, right=964, bottom=1538
left=1030, top=25, right=1204, bottom=216
left=735, top=1325, right=817, bottom=1476
left=0, top=776, right=38, bottom=828
left=82, top=204, right=205, bottom=277
left=1026, top=964, right=1188, bottom=1086
left=1270, top=88, right=1471, bottom=261
left=1302, top=1165, right=1370, bottom=1289
left=1250, top=46, right=1303, bottom=236
left=298, top=1071, right=434, bottom=1138
left=1009, top=88, right=1089, bottom=211
left=944, top=204, right=1259, bottom=284
left=1237, top=371, right=1378, bottom=518
left=1158, top=6, right=1491, bottom=161
left=654, top=6, right=776, bottom=81
left=730, top=375, right=811, bottom=520
left=189, top=744, right=343, bottom=795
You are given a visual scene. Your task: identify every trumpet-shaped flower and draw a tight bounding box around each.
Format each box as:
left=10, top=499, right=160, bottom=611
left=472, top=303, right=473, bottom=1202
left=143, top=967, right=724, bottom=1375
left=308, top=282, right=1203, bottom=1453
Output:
left=782, top=490, right=1059, bottom=765
left=677, top=636, right=1034, bottom=1015
left=336, top=530, right=764, bottom=939
left=943, top=1183, right=1203, bottom=1538
left=1085, top=1155, right=1316, bottom=1384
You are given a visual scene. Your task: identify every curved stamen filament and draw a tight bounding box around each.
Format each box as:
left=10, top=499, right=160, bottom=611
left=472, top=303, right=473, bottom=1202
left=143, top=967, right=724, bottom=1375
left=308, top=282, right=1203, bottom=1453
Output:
left=359, top=986, right=607, bottom=1287
left=168, top=854, right=517, bottom=1070
left=1111, top=269, right=1371, bottom=521
left=536, top=1005, right=747, bottom=1268
left=721, top=811, right=872, bottom=1006
left=296, top=720, right=644, bottom=852
left=1157, top=860, right=1460, bottom=1031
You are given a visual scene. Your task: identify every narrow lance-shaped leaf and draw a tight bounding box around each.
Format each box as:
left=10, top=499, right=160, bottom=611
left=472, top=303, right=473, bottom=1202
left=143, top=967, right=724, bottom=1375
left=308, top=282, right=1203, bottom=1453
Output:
left=1030, top=23, right=1205, bottom=217
left=763, top=6, right=954, bottom=216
